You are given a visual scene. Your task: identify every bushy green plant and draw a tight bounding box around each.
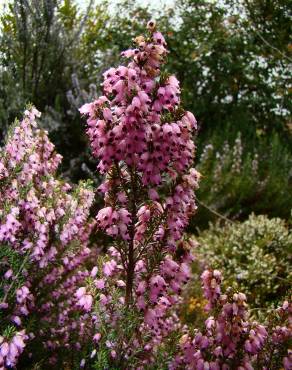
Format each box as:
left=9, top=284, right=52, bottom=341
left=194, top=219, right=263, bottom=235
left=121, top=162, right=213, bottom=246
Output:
left=195, top=214, right=292, bottom=313
left=194, top=131, right=292, bottom=227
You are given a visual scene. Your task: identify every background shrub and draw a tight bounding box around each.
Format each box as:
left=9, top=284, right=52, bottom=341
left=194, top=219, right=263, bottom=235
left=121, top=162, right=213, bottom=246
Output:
left=193, top=131, right=292, bottom=229
left=195, top=214, right=292, bottom=313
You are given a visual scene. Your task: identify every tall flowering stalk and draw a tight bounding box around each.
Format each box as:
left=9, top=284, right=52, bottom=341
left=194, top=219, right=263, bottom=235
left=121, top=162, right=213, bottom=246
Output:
left=0, top=107, right=96, bottom=368
left=80, top=21, right=199, bottom=365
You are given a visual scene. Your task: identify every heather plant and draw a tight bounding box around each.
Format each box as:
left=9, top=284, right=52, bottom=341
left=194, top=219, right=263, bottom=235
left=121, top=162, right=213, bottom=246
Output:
left=79, top=21, right=200, bottom=367
left=194, top=214, right=292, bottom=313
left=1, top=16, right=291, bottom=369
left=172, top=269, right=292, bottom=369
left=0, top=107, right=96, bottom=368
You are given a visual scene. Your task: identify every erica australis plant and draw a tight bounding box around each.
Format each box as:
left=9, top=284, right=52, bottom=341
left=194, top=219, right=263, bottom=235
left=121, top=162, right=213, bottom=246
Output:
left=172, top=270, right=292, bottom=370
left=0, top=22, right=290, bottom=370
left=79, top=21, right=199, bottom=366
left=0, top=107, right=96, bottom=368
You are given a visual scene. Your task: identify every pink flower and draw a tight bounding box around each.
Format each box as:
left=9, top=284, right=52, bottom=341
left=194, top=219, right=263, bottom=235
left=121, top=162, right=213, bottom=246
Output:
left=90, top=266, right=98, bottom=277
left=75, top=287, right=86, bottom=299
left=103, top=260, right=117, bottom=277
left=95, top=279, right=105, bottom=289
left=79, top=103, right=93, bottom=115
left=93, top=333, right=101, bottom=343
left=0, top=342, right=9, bottom=357
left=77, top=294, right=93, bottom=312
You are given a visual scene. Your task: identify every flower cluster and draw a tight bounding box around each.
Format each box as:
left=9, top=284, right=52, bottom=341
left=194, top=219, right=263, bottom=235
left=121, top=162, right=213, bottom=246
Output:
left=0, top=107, right=96, bottom=367
left=80, top=21, right=200, bottom=366
left=96, top=206, right=131, bottom=239
left=0, top=331, right=26, bottom=368
left=201, top=269, right=222, bottom=310
left=172, top=269, right=292, bottom=369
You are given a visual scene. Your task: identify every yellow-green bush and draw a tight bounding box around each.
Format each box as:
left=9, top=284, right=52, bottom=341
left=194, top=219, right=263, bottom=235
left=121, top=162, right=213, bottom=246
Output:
left=195, top=214, right=292, bottom=314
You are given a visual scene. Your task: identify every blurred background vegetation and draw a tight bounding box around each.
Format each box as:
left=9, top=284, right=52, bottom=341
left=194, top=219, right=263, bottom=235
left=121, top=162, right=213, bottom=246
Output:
left=0, top=0, right=291, bottom=315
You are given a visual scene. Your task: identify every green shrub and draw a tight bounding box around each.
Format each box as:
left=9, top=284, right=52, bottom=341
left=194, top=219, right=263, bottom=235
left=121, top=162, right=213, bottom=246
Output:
left=195, top=214, right=292, bottom=313
left=194, top=131, right=292, bottom=228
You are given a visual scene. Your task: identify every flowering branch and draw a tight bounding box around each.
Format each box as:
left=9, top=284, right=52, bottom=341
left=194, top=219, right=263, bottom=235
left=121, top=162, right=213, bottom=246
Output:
left=80, top=20, right=200, bottom=365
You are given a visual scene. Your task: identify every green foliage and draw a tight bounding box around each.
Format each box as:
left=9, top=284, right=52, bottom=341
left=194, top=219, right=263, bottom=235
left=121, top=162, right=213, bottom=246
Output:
left=194, top=130, right=292, bottom=228
left=196, top=214, right=292, bottom=313
left=2, top=325, right=17, bottom=341
left=0, top=0, right=76, bottom=123
left=93, top=350, right=111, bottom=370
left=179, top=261, right=209, bottom=327
left=0, top=244, right=28, bottom=310
left=170, top=0, right=291, bottom=136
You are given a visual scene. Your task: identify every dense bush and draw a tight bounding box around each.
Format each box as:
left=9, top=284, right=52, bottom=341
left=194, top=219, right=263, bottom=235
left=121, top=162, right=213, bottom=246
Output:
left=195, top=214, right=292, bottom=312
left=0, top=23, right=200, bottom=369
left=0, top=107, right=96, bottom=368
